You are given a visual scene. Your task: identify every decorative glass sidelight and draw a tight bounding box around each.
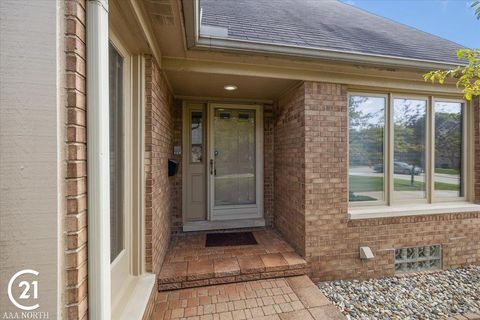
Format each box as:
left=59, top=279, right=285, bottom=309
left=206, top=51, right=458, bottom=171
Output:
left=213, top=109, right=256, bottom=206
left=190, top=111, right=203, bottom=163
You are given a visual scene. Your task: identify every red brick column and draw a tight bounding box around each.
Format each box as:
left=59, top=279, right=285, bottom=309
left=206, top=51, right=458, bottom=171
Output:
left=264, top=104, right=275, bottom=227
left=274, top=83, right=307, bottom=255
left=143, top=57, right=175, bottom=319
left=302, top=82, right=350, bottom=277
left=64, top=0, right=88, bottom=318
left=144, top=57, right=174, bottom=275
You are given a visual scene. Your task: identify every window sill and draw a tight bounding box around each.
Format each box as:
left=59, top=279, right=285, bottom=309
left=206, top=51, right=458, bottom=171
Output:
left=348, top=202, right=480, bottom=220
left=115, top=273, right=156, bottom=320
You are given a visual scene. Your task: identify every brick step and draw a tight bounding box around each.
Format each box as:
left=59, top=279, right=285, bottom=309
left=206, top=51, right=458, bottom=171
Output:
left=158, top=252, right=308, bottom=291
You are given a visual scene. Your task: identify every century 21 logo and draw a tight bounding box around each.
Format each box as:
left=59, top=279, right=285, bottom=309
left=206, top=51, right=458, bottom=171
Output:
left=7, top=269, right=40, bottom=311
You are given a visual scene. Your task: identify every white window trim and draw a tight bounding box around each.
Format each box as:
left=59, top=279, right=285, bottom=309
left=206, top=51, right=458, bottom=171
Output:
left=86, top=1, right=111, bottom=319
left=349, top=202, right=480, bottom=220
left=348, top=92, right=473, bottom=216
left=109, top=32, right=135, bottom=318
left=87, top=3, right=152, bottom=319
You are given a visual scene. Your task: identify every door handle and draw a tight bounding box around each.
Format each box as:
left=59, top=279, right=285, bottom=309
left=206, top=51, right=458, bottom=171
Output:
left=210, top=159, right=214, bottom=175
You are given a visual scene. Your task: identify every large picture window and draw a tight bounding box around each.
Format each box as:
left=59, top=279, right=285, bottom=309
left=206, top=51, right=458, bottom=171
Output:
left=349, top=93, right=468, bottom=206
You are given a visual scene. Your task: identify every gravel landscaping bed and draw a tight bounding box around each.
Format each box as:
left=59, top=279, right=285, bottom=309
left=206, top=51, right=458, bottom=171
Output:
left=318, top=266, right=480, bottom=320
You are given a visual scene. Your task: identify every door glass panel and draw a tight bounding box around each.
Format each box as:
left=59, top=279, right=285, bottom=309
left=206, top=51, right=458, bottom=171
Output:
left=434, top=102, right=464, bottom=198
left=109, top=43, right=124, bottom=262
left=191, top=111, right=203, bottom=163
left=393, top=98, right=427, bottom=201
left=214, top=109, right=256, bottom=206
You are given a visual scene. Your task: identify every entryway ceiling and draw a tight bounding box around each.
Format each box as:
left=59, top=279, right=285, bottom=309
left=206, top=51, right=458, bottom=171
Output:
left=165, top=70, right=299, bottom=101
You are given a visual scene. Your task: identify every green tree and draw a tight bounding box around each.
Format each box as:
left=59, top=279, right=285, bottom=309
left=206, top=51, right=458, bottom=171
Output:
left=473, top=0, right=480, bottom=19
left=424, top=2, right=479, bottom=100
left=394, top=105, right=426, bottom=186
left=435, top=112, right=462, bottom=167
left=424, top=49, right=480, bottom=100
left=349, top=97, right=384, bottom=167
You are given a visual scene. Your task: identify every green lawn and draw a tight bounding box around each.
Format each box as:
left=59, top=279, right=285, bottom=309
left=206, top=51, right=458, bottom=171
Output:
left=434, top=168, right=460, bottom=175
left=349, top=175, right=459, bottom=192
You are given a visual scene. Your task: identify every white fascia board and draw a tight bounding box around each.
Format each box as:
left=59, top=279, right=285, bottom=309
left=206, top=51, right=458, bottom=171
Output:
left=195, top=36, right=462, bottom=71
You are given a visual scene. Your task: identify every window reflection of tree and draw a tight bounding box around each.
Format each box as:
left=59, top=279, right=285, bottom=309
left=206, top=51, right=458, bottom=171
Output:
left=349, top=96, right=384, bottom=168
left=394, top=99, right=426, bottom=188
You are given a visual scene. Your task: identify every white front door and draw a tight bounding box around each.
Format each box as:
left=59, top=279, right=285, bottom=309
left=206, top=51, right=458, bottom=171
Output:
left=207, top=104, right=263, bottom=220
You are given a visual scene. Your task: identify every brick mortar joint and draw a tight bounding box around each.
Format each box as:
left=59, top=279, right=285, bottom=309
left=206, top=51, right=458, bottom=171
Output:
left=64, top=243, right=87, bottom=254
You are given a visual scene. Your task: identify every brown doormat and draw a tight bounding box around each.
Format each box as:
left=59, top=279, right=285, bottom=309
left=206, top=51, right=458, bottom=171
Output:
left=205, top=232, right=258, bottom=247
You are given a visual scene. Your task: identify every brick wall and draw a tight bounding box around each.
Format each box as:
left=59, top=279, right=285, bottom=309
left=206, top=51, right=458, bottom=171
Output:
left=274, top=84, right=307, bottom=255
left=273, top=81, right=480, bottom=281
left=302, top=82, right=350, bottom=278
left=142, top=56, right=176, bottom=319
left=264, top=105, right=275, bottom=227
left=64, top=0, right=88, bottom=318
left=170, top=100, right=183, bottom=232
left=63, top=4, right=174, bottom=318
left=144, top=57, right=174, bottom=274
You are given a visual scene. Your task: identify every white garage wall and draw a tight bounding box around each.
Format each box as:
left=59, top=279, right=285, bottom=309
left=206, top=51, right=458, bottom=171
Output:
left=0, top=0, right=64, bottom=317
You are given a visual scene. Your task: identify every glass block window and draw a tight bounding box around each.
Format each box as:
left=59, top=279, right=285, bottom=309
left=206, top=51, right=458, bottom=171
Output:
left=395, top=245, right=441, bottom=273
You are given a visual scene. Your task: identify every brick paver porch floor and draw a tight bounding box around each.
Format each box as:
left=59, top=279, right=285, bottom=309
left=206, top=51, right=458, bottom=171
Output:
left=151, top=275, right=346, bottom=320
left=158, top=230, right=309, bottom=291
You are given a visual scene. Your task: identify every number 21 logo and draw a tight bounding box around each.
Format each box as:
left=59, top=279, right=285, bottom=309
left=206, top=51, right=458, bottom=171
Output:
left=7, top=269, right=40, bottom=311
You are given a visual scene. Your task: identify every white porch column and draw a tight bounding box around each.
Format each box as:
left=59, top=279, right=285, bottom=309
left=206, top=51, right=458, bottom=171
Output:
left=86, top=0, right=111, bottom=319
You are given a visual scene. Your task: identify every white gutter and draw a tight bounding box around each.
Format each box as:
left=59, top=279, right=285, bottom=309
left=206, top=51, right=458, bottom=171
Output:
left=195, top=36, right=462, bottom=71
left=187, top=0, right=462, bottom=71
left=86, top=1, right=111, bottom=319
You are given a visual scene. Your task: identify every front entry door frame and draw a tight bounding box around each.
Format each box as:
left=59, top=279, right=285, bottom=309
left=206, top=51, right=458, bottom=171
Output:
left=207, top=103, right=264, bottom=221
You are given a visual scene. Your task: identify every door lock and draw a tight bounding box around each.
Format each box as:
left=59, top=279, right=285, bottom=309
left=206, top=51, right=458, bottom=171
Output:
left=210, top=159, right=214, bottom=175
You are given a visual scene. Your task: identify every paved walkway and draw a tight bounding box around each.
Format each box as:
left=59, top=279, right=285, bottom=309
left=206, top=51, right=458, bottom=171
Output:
left=151, top=275, right=346, bottom=320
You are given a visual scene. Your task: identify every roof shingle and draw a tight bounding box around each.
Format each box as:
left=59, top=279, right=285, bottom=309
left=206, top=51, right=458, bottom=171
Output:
left=200, top=0, right=463, bottom=64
